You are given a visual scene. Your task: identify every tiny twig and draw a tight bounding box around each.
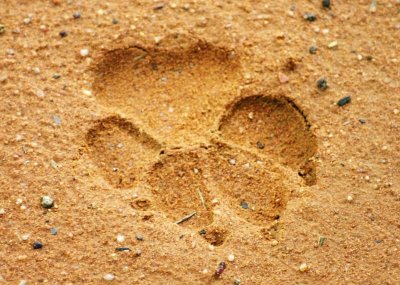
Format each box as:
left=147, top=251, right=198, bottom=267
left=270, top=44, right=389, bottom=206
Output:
left=175, top=212, right=196, bottom=224
left=197, top=189, right=207, bottom=210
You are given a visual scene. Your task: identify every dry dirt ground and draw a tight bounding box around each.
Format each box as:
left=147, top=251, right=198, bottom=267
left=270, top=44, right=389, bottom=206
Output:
left=1, top=0, right=399, bottom=284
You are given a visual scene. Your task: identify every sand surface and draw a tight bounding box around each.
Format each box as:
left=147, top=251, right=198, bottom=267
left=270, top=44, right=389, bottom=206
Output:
left=0, top=0, right=399, bottom=284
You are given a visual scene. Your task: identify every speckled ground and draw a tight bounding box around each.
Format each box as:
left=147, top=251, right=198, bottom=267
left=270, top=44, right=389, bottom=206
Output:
left=0, top=0, right=399, bottom=284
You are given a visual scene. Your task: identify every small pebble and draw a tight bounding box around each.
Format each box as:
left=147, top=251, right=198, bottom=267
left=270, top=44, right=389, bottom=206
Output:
left=328, top=41, right=338, bottom=49
left=41, top=196, right=54, bottom=209
left=316, top=78, right=328, bottom=90
left=346, top=195, right=353, bottom=202
left=21, top=233, right=30, bottom=241
left=359, top=118, right=366, bottom=124
left=228, top=254, right=235, bottom=262
left=135, top=249, right=142, bottom=256
left=136, top=234, right=143, bottom=241
left=234, top=279, right=241, bottom=285
left=299, top=263, right=310, bottom=272
left=116, top=233, right=125, bottom=243
left=103, top=273, right=115, bottom=281
left=50, top=228, right=58, bottom=235
left=278, top=73, right=289, bottom=83
left=322, top=0, right=331, bottom=9
left=52, top=115, right=62, bottom=126
left=36, top=89, right=45, bottom=98
left=23, top=18, right=31, bottom=25
left=393, top=109, right=399, bottom=115
left=228, top=158, right=237, bottom=165
left=59, top=31, right=68, bottom=37
left=112, top=19, right=119, bottom=24
left=241, top=201, right=249, bottom=209
left=309, top=46, right=318, bottom=54
left=0, top=24, right=5, bottom=35
left=271, top=240, right=279, bottom=246
left=7, top=48, right=15, bottom=55
left=256, top=141, right=265, bottom=149
left=53, top=73, right=61, bottom=79
left=337, top=96, right=351, bottom=107
left=248, top=112, right=254, bottom=119
left=33, top=241, right=43, bottom=249
left=199, top=229, right=206, bottom=235
left=304, top=13, right=317, bottom=22
left=19, top=280, right=27, bottom=285
left=80, top=49, right=89, bottom=57
left=73, top=12, right=81, bottom=19
left=32, top=67, right=40, bottom=74
left=215, top=261, right=226, bottom=277
left=0, top=208, right=5, bottom=215
left=115, top=247, right=130, bottom=252
left=154, top=3, right=165, bottom=10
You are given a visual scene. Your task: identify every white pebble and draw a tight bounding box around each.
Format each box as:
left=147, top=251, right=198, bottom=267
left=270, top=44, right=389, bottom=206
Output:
left=82, top=89, right=92, bottom=96
left=299, top=263, right=309, bottom=272
left=346, top=195, right=353, bottom=202
left=116, top=233, right=125, bottom=243
left=103, top=273, right=115, bottom=281
left=80, top=49, right=89, bottom=57
left=0, top=208, right=5, bottom=215
left=393, top=109, right=399, bottom=115
left=19, top=280, right=28, bottom=285
left=32, top=67, right=41, bottom=74
left=228, top=254, right=235, bottom=262
left=16, top=198, right=23, bottom=205
left=36, top=89, right=45, bottom=98
left=229, top=158, right=237, bottom=165
left=7, top=48, right=15, bottom=55
left=21, top=233, right=30, bottom=241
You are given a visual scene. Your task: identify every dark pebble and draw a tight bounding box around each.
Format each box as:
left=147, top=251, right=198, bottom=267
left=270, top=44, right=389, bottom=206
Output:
left=73, top=12, right=81, bottom=19
left=316, top=78, right=328, bottom=90
left=366, top=55, right=373, bottom=61
left=136, top=234, right=143, bottom=241
left=215, top=261, right=226, bottom=277
left=322, top=0, right=331, bottom=9
left=199, top=229, right=207, bottom=235
left=359, top=118, right=366, bottom=124
left=116, top=247, right=131, bottom=252
left=154, top=3, right=165, bottom=10
left=241, top=201, right=249, bottom=209
left=256, top=141, right=265, bottom=149
left=304, top=13, right=317, bottom=22
left=50, top=228, right=58, bottom=235
left=59, top=31, right=68, bottom=37
left=33, top=241, right=43, bottom=249
left=309, top=46, right=318, bottom=54
left=112, top=18, right=119, bottom=24
left=337, top=96, right=351, bottom=107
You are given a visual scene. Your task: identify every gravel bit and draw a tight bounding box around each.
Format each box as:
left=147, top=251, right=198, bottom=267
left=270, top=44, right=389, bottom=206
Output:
left=322, top=0, right=331, bottom=9
left=241, top=201, right=249, bottom=209
left=136, top=234, right=144, bottom=241
left=256, top=141, right=265, bottom=149
left=41, top=196, right=54, bottom=209
left=304, top=13, right=317, bottom=22
left=234, top=280, right=241, bottom=285
left=116, top=247, right=131, bottom=252
left=0, top=24, right=5, bottom=35
left=228, top=158, right=236, bottom=165
left=59, top=31, right=68, bottom=37
left=73, top=12, right=81, bottom=19
left=316, top=78, right=328, bottom=90
left=337, top=96, right=351, bottom=107
left=33, top=241, right=43, bottom=249
left=215, top=261, right=226, bottom=278
left=309, top=46, right=318, bottom=54
left=50, top=228, right=58, bottom=235
left=103, top=273, right=115, bottom=281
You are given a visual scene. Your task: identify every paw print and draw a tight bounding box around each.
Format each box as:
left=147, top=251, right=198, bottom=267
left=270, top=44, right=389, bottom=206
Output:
left=85, top=34, right=317, bottom=246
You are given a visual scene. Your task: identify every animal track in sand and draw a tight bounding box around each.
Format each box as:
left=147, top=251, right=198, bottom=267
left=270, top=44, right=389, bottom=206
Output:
left=85, top=35, right=318, bottom=246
